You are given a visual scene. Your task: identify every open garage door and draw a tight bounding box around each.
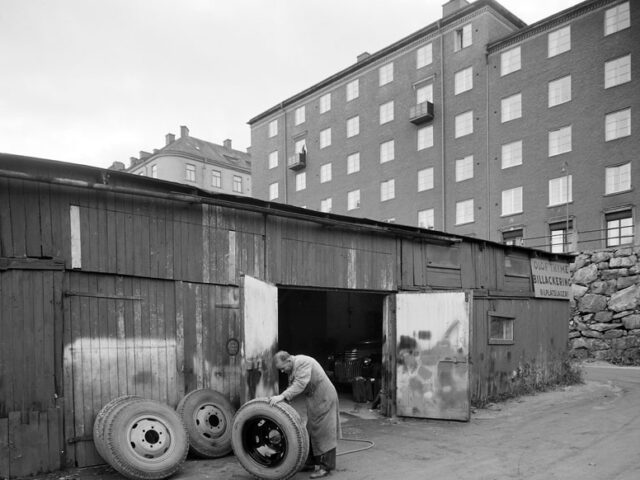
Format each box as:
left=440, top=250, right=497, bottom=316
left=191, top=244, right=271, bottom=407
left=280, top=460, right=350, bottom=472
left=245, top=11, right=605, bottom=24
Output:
left=395, top=291, right=471, bottom=421
left=240, top=275, right=278, bottom=403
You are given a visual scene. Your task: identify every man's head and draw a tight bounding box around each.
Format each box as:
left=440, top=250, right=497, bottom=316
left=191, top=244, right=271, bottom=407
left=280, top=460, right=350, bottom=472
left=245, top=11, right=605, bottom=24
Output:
left=274, top=350, right=293, bottom=374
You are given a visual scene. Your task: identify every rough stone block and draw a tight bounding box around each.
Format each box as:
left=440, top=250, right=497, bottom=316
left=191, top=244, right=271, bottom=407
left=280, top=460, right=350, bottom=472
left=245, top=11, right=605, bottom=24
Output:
left=609, top=285, right=640, bottom=312
left=614, top=247, right=634, bottom=257
left=610, top=256, right=636, bottom=268
left=573, top=254, right=591, bottom=270
left=569, top=331, right=581, bottom=339
left=622, top=314, right=640, bottom=330
left=597, top=262, right=610, bottom=270
left=573, top=263, right=598, bottom=285
left=602, top=268, right=628, bottom=279
left=591, top=322, right=622, bottom=332
left=593, top=350, right=612, bottom=361
left=572, top=284, right=588, bottom=298
left=617, top=275, right=639, bottom=290
left=578, top=294, right=608, bottom=313
left=603, top=329, right=625, bottom=339
left=594, top=311, right=614, bottom=323
left=612, top=336, right=640, bottom=349
left=613, top=310, right=633, bottom=319
left=582, top=330, right=603, bottom=338
left=587, top=338, right=611, bottom=350
left=570, top=337, right=589, bottom=349
left=591, top=251, right=613, bottom=263
left=589, top=280, right=617, bottom=295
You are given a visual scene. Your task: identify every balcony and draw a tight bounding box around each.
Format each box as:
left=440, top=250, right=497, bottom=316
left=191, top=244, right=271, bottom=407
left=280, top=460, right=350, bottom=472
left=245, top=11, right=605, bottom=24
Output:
left=288, top=151, right=306, bottom=170
left=409, top=101, right=434, bottom=125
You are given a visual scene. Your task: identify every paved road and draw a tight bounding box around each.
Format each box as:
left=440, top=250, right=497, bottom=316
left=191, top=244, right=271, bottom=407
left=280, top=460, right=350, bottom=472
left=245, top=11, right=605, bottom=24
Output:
left=21, top=363, right=640, bottom=480
left=336, top=363, right=640, bottom=480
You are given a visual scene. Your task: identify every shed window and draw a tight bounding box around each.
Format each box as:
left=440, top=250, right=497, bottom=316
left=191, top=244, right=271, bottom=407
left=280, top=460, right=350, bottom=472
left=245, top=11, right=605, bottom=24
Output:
left=504, top=254, right=530, bottom=277
left=488, top=313, right=514, bottom=345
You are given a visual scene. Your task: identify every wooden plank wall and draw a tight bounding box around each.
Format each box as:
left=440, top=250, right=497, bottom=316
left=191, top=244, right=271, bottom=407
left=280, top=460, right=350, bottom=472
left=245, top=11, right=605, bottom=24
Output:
left=0, top=270, right=63, bottom=477
left=61, top=273, right=244, bottom=468
left=267, top=217, right=396, bottom=290
left=470, top=296, right=570, bottom=404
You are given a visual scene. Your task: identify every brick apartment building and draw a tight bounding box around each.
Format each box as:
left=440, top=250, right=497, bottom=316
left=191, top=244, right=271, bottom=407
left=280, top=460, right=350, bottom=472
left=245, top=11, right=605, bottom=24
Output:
left=120, top=125, right=252, bottom=196
left=248, top=0, right=638, bottom=253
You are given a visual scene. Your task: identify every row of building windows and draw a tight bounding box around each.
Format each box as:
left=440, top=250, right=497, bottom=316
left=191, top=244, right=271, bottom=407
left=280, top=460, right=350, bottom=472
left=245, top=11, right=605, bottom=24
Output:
left=184, top=163, right=245, bottom=192
left=268, top=161, right=631, bottom=222
left=268, top=94, right=631, bottom=171
left=500, top=2, right=629, bottom=77
left=504, top=210, right=633, bottom=253
left=267, top=102, right=631, bottom=178
left=265, top=3, right=630, bottom=144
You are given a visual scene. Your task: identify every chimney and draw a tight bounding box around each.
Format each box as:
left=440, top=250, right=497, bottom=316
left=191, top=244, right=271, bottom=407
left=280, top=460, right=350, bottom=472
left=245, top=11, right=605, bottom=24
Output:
left=129, top=156, right=139, bottom=167
left=442, top=0, right=469, bottom=18
left=139, top=150, right=152, bottom=160
left=223, top=139, right=232, bottom=149
left=180, top=125, right=189, bottom=138
left=357, top=52, right=371, bottom=62
left=166, top=133, right=175, bottom=145
left=108, top=161, right=125, bottom=171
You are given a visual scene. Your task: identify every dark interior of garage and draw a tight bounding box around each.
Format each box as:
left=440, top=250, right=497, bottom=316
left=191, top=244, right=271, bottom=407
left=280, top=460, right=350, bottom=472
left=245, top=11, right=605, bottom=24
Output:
left=277, top=288, right=385, bottom=401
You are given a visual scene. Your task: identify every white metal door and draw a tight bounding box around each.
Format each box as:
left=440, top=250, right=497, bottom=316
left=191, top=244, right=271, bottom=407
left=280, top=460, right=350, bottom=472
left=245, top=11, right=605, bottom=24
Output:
left=240, top=275, right=279, bottom=403
left=395, top=291, right=471, bottom=420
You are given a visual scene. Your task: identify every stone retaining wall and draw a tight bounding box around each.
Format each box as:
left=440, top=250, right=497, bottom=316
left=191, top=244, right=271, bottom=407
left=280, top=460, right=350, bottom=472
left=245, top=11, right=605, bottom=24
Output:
left=570, top=247, right=640, bottom=365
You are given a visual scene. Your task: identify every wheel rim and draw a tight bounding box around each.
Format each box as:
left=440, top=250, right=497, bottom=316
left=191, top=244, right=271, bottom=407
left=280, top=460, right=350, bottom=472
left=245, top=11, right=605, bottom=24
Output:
left=194, top=404, right=227, bottom=440
left=127, top=416, right=173, bottom=460
left=241, top=416, right=288, bottom=467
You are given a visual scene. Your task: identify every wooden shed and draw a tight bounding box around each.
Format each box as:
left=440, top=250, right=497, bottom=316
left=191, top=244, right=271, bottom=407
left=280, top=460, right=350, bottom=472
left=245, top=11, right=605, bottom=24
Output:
left=0, top=154, right=571, bottom=477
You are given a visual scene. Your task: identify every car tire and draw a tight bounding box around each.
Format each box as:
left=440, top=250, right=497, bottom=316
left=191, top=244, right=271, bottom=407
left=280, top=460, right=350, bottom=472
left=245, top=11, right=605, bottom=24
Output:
left=231, top=398, right=310, bottom=480
left=176, top=388, right=235, bottom=458
left=94, top=395, right=143, bottom=463
left=101, top=398, right=189, bottom=480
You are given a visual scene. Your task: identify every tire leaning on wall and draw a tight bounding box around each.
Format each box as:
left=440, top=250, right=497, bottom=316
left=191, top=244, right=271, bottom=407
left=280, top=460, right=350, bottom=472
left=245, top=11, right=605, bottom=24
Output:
left=94, top=395, right=144, bottom=463
left=176, top=388, right=236, bottom=458
left=231, top=398, right=310, bottom=480
left=98, top=397, right=189, bottom=480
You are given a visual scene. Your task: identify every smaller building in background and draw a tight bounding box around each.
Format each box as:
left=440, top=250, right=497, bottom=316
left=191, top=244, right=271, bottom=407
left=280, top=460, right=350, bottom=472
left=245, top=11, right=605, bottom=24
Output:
left=121, top=125, right=252, bottom=196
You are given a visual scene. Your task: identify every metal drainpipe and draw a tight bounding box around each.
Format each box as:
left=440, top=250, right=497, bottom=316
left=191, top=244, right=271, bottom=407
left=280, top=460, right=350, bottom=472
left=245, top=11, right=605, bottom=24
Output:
left=485, top=51, right=491, bottom=241
left=281, top=102, right=289, bottom=203
left=439, top=23, right=446, bottom=231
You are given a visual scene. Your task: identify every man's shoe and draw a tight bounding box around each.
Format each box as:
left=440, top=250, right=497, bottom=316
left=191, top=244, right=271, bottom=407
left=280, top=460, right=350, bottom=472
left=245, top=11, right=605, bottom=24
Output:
left=301, top=464, right=317, bottom=472
left=310, top=467, right=330, bottom=478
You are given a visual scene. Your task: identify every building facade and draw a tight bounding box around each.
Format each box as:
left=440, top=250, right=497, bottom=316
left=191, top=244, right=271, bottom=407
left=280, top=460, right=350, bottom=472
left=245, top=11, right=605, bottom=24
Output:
left=248, top=0, right=638, bottom=253
left=123, top=125, right=252, bottom=196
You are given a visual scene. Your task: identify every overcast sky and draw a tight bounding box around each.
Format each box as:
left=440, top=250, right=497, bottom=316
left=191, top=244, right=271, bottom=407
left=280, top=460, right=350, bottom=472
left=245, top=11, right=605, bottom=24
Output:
left=1, top=0, right=582, bottom=169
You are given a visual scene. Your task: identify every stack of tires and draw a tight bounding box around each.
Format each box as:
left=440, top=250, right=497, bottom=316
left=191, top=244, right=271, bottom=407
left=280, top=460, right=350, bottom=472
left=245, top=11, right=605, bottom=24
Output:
left=94, top=392, right=309, bottom=480
left=231, top=398, right=310, bottom=480
left=93, top=396, right=189, bottom=480
left=93, top=389, right=236, bottom=480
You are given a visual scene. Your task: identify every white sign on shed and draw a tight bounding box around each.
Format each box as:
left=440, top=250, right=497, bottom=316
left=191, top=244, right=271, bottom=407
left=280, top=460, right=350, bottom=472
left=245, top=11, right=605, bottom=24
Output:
left=530, top=259, right=571, bottom=299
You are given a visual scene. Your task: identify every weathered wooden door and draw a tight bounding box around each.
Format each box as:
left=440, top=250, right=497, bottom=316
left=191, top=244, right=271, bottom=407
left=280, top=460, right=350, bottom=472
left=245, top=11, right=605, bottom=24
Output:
left=62, top=274, right=181, bottom=468
left=240, top=275, right=278, bottom=403
left=395, top=291, right=471, bottom=420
